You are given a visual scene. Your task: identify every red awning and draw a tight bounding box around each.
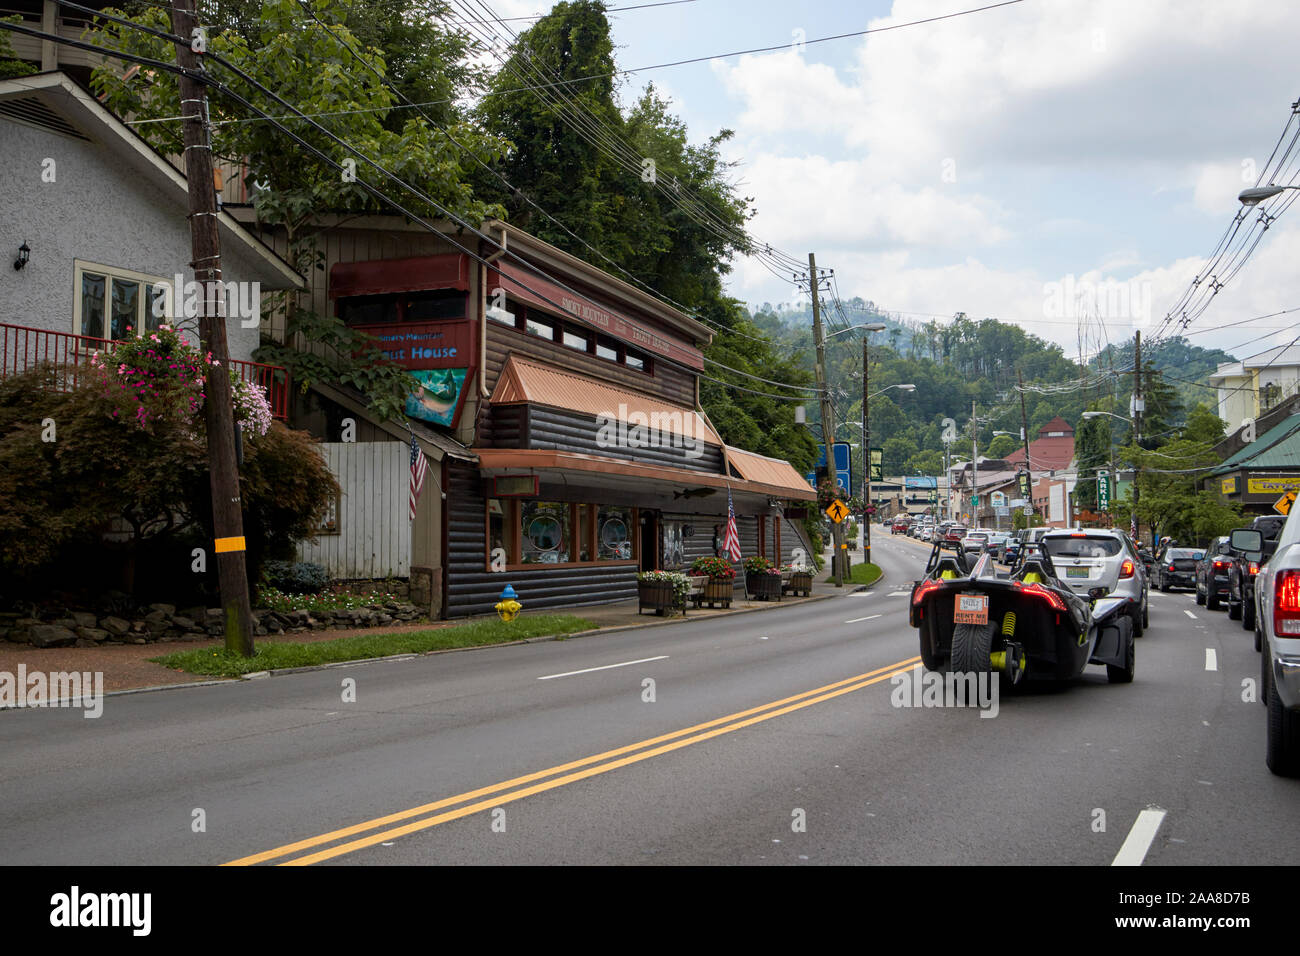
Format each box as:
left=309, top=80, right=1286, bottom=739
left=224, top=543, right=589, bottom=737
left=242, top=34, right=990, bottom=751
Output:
left=330, top=254, right=470, bottom=298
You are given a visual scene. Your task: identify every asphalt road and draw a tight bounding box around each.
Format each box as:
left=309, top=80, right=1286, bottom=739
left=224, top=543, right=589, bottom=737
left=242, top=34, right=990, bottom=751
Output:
left=2, top=532, right=1296, bottom=866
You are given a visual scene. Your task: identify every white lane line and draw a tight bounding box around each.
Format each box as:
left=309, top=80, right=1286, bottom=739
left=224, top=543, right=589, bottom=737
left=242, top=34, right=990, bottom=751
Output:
left=1111, top=807, right=1168, bottom=866
left=845, top=614, right=882, bottom=624
left=1184, top=609, right=1198, bottom=619
left=1205, top=648, right=1218, bottom=671
left=889, top=592, right=910, bottom=598
left=849, top=591, right=874, bottom=597
left=537, top=656, right=669, bottom=680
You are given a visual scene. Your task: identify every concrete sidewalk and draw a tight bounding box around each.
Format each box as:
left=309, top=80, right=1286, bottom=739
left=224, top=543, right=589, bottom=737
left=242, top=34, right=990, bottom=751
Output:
left=0, top=561, right=876, bottom=695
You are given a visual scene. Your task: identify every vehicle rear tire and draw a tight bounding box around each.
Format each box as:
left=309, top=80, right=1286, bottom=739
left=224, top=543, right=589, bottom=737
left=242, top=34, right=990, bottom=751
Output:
left=1160, top=577, right=1170, bottom=593
left=1255, top=622, right=1263, bottom=653
left=1142, top=598, right=1149, bottom=629
left=1228, top=594, right=1242, bottom=620
left=1196, top=586, right=1206, bottom=606
left=1242, top=598, right=1255, bottom=631
left=1266, top=666, right=1300, bottom=776
left=1107, top=625, right=1135, bottom=684
left=1261, top=646, right=1270, bottom=706
left=950, top=621, right=994, bottom=676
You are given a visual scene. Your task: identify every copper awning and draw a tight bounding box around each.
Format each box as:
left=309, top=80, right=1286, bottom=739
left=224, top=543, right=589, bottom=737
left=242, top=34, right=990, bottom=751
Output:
left=473, top=448, right=816, bottom=502
left=491, top=355, right=722, bottom=447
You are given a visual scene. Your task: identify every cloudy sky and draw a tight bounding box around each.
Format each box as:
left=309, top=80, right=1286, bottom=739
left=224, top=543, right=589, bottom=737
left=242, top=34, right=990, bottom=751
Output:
left=481, top=0, right=1300, bottom=360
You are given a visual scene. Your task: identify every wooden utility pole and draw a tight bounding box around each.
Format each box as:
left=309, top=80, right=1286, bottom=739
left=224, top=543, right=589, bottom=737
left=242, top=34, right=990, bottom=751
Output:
left=862, top=334, right=871, bottom=568
left=171, top=0, right=256, bottom=656
left=809, top=253, right=843, bottom=586
left=1018, top=369, right=1032, bottom=520
left=970, top=400, right=979, bottom=526
left=1132, top=330, right=1143, bottom=547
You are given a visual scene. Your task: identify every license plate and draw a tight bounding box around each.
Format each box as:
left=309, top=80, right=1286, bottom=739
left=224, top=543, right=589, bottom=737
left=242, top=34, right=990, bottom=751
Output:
left=1066, top=566, right=1090, bottom=578
left=954, top=593, right=989, bottom=625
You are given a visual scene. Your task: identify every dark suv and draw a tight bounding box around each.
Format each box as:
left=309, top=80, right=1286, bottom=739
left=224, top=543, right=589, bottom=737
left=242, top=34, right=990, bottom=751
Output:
left=1227, top=514, right=1288, bottom=631
left=1195, top=536, right=1233, bottom=610
left=1152, top=546, right=1203, bottom=592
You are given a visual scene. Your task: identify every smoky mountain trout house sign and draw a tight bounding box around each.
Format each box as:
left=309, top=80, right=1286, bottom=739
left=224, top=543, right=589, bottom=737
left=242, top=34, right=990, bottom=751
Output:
left=366, top=320, right=474, bottom=428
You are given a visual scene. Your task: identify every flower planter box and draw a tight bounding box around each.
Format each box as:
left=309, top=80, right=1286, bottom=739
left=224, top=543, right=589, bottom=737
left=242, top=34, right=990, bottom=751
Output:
left=690, top=576, right=734, bottom=609
left=746, top=572, right=783, bottom=601
left=783, top=571, right=813, bottom=597
left=638, top=581, right=683, bottom=616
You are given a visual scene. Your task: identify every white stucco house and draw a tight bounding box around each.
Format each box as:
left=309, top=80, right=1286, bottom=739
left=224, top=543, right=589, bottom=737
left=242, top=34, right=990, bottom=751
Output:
left=1209, top=343, right=1300, bottom=432
left=0, top=71, right=303, bottom=411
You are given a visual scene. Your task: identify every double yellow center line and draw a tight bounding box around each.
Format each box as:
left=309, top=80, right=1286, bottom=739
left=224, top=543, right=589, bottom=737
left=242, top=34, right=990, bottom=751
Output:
left=223, top=655, right=922, bottom=866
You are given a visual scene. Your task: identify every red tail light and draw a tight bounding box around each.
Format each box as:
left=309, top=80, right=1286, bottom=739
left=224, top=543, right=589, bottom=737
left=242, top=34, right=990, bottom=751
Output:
left=1276, top=570, right=1300, bottom=636
left=1014, top=580, right=1068, bottom=612
left=1249, top=562, right=1259, bottom=575
left=912, top=579, right=942, bottom=606
left=1119, top=559, right=1135, bottom=578
left=1168, top=564, right=1176, bottom=572
left=1213, top=560, right=1227, bottom=570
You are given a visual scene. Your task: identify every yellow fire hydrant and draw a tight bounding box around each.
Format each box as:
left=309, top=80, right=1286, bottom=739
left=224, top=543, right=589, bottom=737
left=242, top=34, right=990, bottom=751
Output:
left=495, top=584, right=522, bottom=622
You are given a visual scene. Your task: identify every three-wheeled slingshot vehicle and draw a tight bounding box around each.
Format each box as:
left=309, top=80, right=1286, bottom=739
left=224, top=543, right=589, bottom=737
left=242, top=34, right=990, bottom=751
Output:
left=909, top=540, right=1136, bottom=686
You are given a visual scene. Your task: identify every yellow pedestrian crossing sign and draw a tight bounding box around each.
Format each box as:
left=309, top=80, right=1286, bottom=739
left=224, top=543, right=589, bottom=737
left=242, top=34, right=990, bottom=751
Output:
left=1275, top=491, right=1296, bottom=516
left=825, top=499, right=850, bottom=523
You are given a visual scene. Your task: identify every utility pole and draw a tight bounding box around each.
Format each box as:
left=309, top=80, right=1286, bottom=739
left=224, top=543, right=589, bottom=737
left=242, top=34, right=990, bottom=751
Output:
left=172, top=0, right=256, bottom=656
left=970, top=400, right=979, bottom=527
left=809, top=253, right=843, bottom=586
left=862, top=333, right=872, bottom=569
left=1133, top=330, right=1144, bottom=547
left=1018, top=369, right=1032, bottom=522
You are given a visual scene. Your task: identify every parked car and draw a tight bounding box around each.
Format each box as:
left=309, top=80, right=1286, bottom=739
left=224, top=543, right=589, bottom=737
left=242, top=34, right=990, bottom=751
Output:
left=1152, top=546, right=1202, bottom=592
left=984, top=530, right=1011, bottom=560
left=960, top=530, right=989, bottom=552
left=1228, top=515, right=1288, bottom=630
left=1042, top=528, right=1148, bottom=637
left=1238, top=515, right=1300, bottom=775
left=1195, top=536, right=1234, bottom=610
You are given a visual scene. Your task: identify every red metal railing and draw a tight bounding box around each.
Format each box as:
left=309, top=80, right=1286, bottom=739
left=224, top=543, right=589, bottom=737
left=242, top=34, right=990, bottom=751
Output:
left=0, top=322, right=290, bottom=420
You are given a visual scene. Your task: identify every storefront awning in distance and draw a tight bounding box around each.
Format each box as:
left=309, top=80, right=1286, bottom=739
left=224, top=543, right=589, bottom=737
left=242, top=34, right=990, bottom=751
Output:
left=726, top=446, right=821, bottom=499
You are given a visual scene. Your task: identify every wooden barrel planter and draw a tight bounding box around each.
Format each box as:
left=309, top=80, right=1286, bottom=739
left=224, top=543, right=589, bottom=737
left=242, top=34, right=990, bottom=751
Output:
left=638, top=580, right=682, bottom=616
left=746, top=572, right=783, bottom=601
left=783, top=570, right=813, bottom=597
left=691, top=576, right=734, bottom=609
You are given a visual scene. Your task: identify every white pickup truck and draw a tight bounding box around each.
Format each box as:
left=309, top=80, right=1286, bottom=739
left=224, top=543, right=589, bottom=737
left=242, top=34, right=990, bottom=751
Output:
left=1239, top=511, right=1300, bottom=776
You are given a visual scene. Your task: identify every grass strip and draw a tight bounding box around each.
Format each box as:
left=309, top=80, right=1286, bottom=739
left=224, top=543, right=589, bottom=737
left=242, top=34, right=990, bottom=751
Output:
left=825, top=562, right=883, bottom=586
left=150, top=614, right=597, bottom=678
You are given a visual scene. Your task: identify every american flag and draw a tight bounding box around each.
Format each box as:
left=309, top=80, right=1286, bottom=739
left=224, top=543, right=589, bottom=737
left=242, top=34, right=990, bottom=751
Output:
left=723, top=487, right=742, bottom=562
left=409, top=434, right=428, bottom=521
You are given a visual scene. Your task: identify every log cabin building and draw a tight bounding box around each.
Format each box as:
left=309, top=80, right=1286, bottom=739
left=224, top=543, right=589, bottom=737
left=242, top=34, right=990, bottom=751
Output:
left=237, top=212, right=816, bottom=617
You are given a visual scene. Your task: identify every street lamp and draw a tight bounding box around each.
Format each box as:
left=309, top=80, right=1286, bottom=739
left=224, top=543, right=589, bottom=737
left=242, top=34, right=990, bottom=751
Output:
left=1239, top=184, right=1300, bottom=206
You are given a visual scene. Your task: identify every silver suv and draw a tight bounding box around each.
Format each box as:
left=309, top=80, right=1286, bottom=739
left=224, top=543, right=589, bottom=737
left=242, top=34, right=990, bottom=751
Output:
left=1041, top=528, right=1149, bottom=638
left=1244, top=509, right=1300, bottom=775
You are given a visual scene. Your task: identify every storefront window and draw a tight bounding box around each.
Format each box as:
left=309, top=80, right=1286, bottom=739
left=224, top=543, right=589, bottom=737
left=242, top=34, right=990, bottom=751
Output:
left=521, top=500, right=569, bottom=564
left=597, top=506, right=634, bottom=561
left=525, top=314, right=554, bottom=340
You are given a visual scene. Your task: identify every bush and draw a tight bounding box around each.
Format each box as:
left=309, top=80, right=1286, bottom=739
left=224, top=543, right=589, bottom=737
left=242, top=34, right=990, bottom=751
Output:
left=262, top=560, right=328, bottom=594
